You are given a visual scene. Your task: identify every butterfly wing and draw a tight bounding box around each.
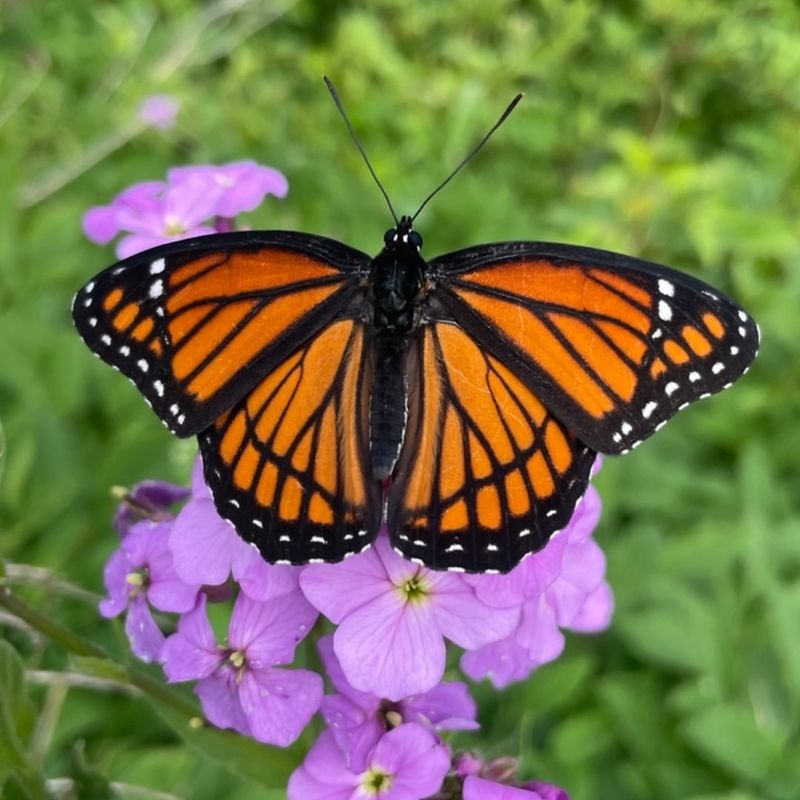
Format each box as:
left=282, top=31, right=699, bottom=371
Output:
left=388, top=320, right=597, bottom=573
left=388, top=241, right=758, bottom=572
left=428, top=241, right=759, bottom=454
left=199, top=317, right=380, bottom=564
left=72, top=231, right=369, bottom=436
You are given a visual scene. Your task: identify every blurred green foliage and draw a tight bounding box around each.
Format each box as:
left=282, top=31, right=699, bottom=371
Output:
left=1, top=1, right=799, bottom=798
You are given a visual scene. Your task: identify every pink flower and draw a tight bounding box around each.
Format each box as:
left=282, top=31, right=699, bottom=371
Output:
left=80, top=160, right=288, bottom=258
left=318, top=634, right=477, bottom=771
left=138, top=94, right=180, bottom=129
left=100, top=520, right=201, bottom=662
left=169, top=457, right=300, bottom=601
left=113, top=478, right=190, bottom=537
left=167, top=160, right=288, bottom=217
left=288, top=725, right=450, bottom=800
left=460, top=488, right=613, bottom=688
left=161, top=592, right=322, bottom=746
left=300, top=533, right=519, bottom=701
left=464, top=776, right=569, bottom=800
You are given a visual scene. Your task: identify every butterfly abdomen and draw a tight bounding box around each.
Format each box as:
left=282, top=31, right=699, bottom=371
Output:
left=370, top=334, right=409, bottom=480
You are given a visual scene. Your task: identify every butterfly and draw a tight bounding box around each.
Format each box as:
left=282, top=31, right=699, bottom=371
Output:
left=73, top=82, right=759, bottom=574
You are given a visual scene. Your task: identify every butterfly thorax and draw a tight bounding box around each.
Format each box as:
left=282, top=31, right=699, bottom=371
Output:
left=370, top=217, right=425, bottom=335
left=369, top=218, right=426, bottom=480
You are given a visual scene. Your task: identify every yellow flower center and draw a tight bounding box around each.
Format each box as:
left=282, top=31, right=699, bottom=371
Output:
left=360, top=766, right=393, bottom=796
left=124, top=568, right=149, bottom=597
left=399, top=573, right=428, bottom=604
left=163, top=216, right=185, bottom=236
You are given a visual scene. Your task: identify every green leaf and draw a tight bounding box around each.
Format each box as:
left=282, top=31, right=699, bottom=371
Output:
left=148, top=699, right=310, bottom=788
left=70, top=655, right=131, bottom=686
left=69, top=740, right=114, bottom=800
left=0, top=641, right=35, bottom=782
left=680, top=703, right=784, bottom=786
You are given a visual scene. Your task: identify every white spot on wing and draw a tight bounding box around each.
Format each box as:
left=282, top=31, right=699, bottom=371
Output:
left=689, top=371, right=701, bottom=382
left=642, top=401, right=657, bottom=418
left=621, top=422, right=632, bottom=435
left=658, top=300, right=672, bottom=321
left=711, top=362, right=724, bottom=374
left=150, top=258, right=166, bottom=274
left=153, top=380, right=164, bottom=396
left=149, top=279, right=164, bottom=299
left=137, top=359, right=149, bottom=372
left=100, top=334, right=111, bottom=346
left=658, top=279, right=674, bottom=297
left=665, top=381, right=679, bottom=396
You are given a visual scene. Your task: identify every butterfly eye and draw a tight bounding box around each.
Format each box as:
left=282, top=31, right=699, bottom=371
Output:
left=408, top=231, right=423, bottom=249
left=384, top=229, right=397, bottom=245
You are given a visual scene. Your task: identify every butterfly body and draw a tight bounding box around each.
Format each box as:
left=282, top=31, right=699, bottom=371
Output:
left=368, top=216, right=427, bottom=479
left=74, top=223, right=758, bottom=573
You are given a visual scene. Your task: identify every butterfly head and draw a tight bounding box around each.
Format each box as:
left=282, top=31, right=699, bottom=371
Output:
left=383, top=216, right=423, bottom=252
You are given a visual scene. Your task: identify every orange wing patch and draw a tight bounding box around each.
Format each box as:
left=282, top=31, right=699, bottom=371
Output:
left=389, top=322, right=596, bottom=573
left=73, top=238, right=362, bottom=438
left=199, top=320, right=379, bottom=565
left=438, top=254, right=759, bottom=456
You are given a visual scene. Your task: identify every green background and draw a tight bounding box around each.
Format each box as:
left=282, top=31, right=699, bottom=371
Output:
left=1, top=1, right=799, bottom=798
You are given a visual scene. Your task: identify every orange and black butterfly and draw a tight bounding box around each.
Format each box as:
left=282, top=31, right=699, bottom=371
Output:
left=73, top=83, right=759, bottom=574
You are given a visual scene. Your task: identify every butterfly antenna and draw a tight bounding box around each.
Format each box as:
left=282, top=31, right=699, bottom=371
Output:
left=324, top=76, right=399, bottom=226
left=411, top=92, right=524, bottom=222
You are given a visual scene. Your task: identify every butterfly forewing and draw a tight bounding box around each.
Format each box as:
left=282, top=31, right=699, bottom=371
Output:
left=72, top=232, right=369, bottom=436
left=430, top=242, right=759, bottom=455
left=199, top=318, right=381, bottom=563
left=388, top=321, right=597, bottom=572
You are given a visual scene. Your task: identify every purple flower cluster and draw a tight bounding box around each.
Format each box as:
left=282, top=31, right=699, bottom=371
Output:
left=83, top=160, right=288, bottom=258
left=89, top=169, right=610, bottom=798
left=98, top=455, right=611, bottom=797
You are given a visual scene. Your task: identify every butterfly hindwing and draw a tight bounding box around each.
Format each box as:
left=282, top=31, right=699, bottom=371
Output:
left=72, top=231, right=369, bottom=437
left=429, top=241, right=759, bottom=454
left=388, top=321, right=597, bottom=572
left=199, top=318, right=381, bottom=563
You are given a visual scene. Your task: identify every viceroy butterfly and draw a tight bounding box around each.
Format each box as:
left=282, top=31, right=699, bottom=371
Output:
left=73, top=81, right=759, bottom=574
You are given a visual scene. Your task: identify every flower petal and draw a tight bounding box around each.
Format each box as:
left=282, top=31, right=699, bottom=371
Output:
left=317, top=635, right=377, bottom=709
left=368, top=724, right=450, bottom=800
left=169, top=497, right=237, bottom=586
left=196, top=671, right=251, bottom=737
left=334, top=592, right=445, bottom=701
left=233, top=547, right=301, bottom=602
left=238, top=667, right=323, bottom=746
left=164, top=175, right=222, bottom=229
left=427, top=574, right=519, bottom=651
left=116, top=233, right=170, bottom=258
left=124, top=597, right=165, bottom=662
left=300, top=545, right=390, bottom=622
left=464, top=775, right=556, bottom=800
left=228, top=590, right=318, bottom=667
left=82, top=206, right=120, bottom=244
left=460, top=637, right=539, bottom=689
left=99, top=547, right=130, bottom=618
left=287, top=730, right=358, bottom=800
left=564, top=581, right=614, bottom=633
left=515, top=596, right=565, bottom=664
left=401, top=681, right=478, bottom=731
left=319, top=693, right=383, bottom=773
left=161, top=597, right=221, bottom=681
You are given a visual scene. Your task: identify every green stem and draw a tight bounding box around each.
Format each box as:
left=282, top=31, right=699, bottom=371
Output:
left=0, top=585, right=200, bottom=720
